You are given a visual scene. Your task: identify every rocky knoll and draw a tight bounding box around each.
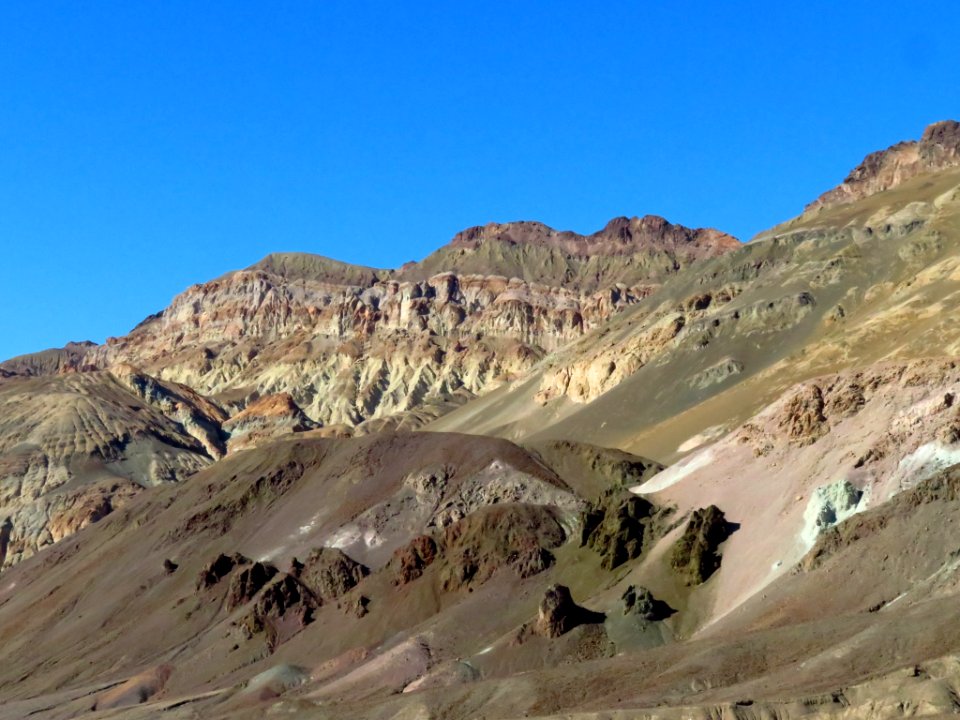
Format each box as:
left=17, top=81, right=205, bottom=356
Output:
left=807, top=120, right=960, bottom=213
left=2, top=217, right=737, bottom=433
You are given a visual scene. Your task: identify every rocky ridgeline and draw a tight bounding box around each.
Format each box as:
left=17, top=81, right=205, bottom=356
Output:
left=807, top=120, right=960, bottom=213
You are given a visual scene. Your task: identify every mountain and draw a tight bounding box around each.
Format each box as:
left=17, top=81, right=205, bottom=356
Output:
left=6, top=123, right=960, bottom=719
left=431, top=124, right=960, bottom=461
left=0, top=216, right=735, bottom=569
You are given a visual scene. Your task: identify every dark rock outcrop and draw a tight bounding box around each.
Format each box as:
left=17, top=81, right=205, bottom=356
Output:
left=621, top=585, right=672, bottom=622
left=390, top=535, right=440, bottom=586
left=670, top=506, right=732, bottom=585
left=580, top=490, right=666, bottom=570
left=226, top=562, right=279, bottom=611
left=292, top=547, right=369, bottom=602
left=389, top=505, right=566, bottom=591
left=237, top=574, right=317, bottom=650
left=439, top=504, right=565, bottom=592
left=197, top=552, right=250, bottom=590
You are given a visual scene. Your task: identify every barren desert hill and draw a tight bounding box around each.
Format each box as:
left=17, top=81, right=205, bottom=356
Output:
left=6, top=405, right=960, bottom=719
left=6, top=122, right=960, bottom=719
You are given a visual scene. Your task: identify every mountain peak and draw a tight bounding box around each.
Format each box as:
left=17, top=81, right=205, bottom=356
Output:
left=806, top=120, right=960, bottom=213
left=448, top=216, right=738, bottom=258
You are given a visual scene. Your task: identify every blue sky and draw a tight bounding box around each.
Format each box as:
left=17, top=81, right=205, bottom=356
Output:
left=1, top=2, right=958, bottom=360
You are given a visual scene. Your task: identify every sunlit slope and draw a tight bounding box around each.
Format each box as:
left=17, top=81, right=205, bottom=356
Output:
left=430, top=166, right=960, bottom=461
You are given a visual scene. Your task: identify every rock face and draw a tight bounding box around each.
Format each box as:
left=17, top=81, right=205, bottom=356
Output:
left=198, top=552, right=250, bottom=590
left=807, top=120, right=960, bottom=212
left=621, top=585, right=671, bottom=622
left=390, top=504, right=567, bottom=591
left=670, top=506, right=731, bottom=585
left=196, top=550, right=320, bottom=650
left=438, top=504, right=565, bottom=591
left=222, top=393, right=316, bottom=452
left=390, top=535, right=441, bottom=586
left=226, top=561, right=279, bottom=611
left=535, top=584, right=605, bottom=638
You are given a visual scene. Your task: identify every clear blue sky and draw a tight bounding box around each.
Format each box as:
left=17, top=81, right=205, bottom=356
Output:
left=1, top=2, right=958, bottom=360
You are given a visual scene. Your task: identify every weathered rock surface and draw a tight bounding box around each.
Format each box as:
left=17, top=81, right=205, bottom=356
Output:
left=438, top=504, right=566, bottom=591
left=390, top=504, right=566, bottom=591
left=0, top=371, right=217, bottom=570
left=225, top=561, right=279, bottom=611
left=2, top=217, right=737, bottom=436
left=621, top=584, right=671, bottom=622
left=222, top=392, right=316, bottom=452
left=292, top=547, right=369, bottom=602
left=390, top=535, right=440, bottom=586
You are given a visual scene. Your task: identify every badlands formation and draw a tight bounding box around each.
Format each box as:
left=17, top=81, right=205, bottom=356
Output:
left=2, top=121, right=960, bottom=719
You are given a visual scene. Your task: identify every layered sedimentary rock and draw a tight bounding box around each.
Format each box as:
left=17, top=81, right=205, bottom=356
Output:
left=0, top=370, right=219, bottom=570
left=2, top=217, right=737, bottom=433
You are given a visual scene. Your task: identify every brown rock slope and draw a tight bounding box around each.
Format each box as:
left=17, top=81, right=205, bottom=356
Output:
left=807, top=119, right=960, bottom=213
left=0, top=432, right=682, bottom=719
left=4, top=430, right=960, bottom=719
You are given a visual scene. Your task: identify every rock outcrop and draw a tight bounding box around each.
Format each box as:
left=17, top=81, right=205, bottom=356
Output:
left=535, top=584, right=605, bottom=638
left=390, top=504, right=567, bottom=591
left=621, top=585, right=671, bottom=622
left=390, top=535, right=440, bottom=586
left=670, top=506, right=731, bottom=585
left=580, top=489, right=668, bottom=570
left=292, top=547, right=369, bottom=602
left=222, top=393, right=316, bottom=452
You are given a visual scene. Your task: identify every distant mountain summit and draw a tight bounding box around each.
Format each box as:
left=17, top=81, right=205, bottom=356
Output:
left=447, top=215, right=737, bottom=257
left=398, top=215, right=738, bottom=291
